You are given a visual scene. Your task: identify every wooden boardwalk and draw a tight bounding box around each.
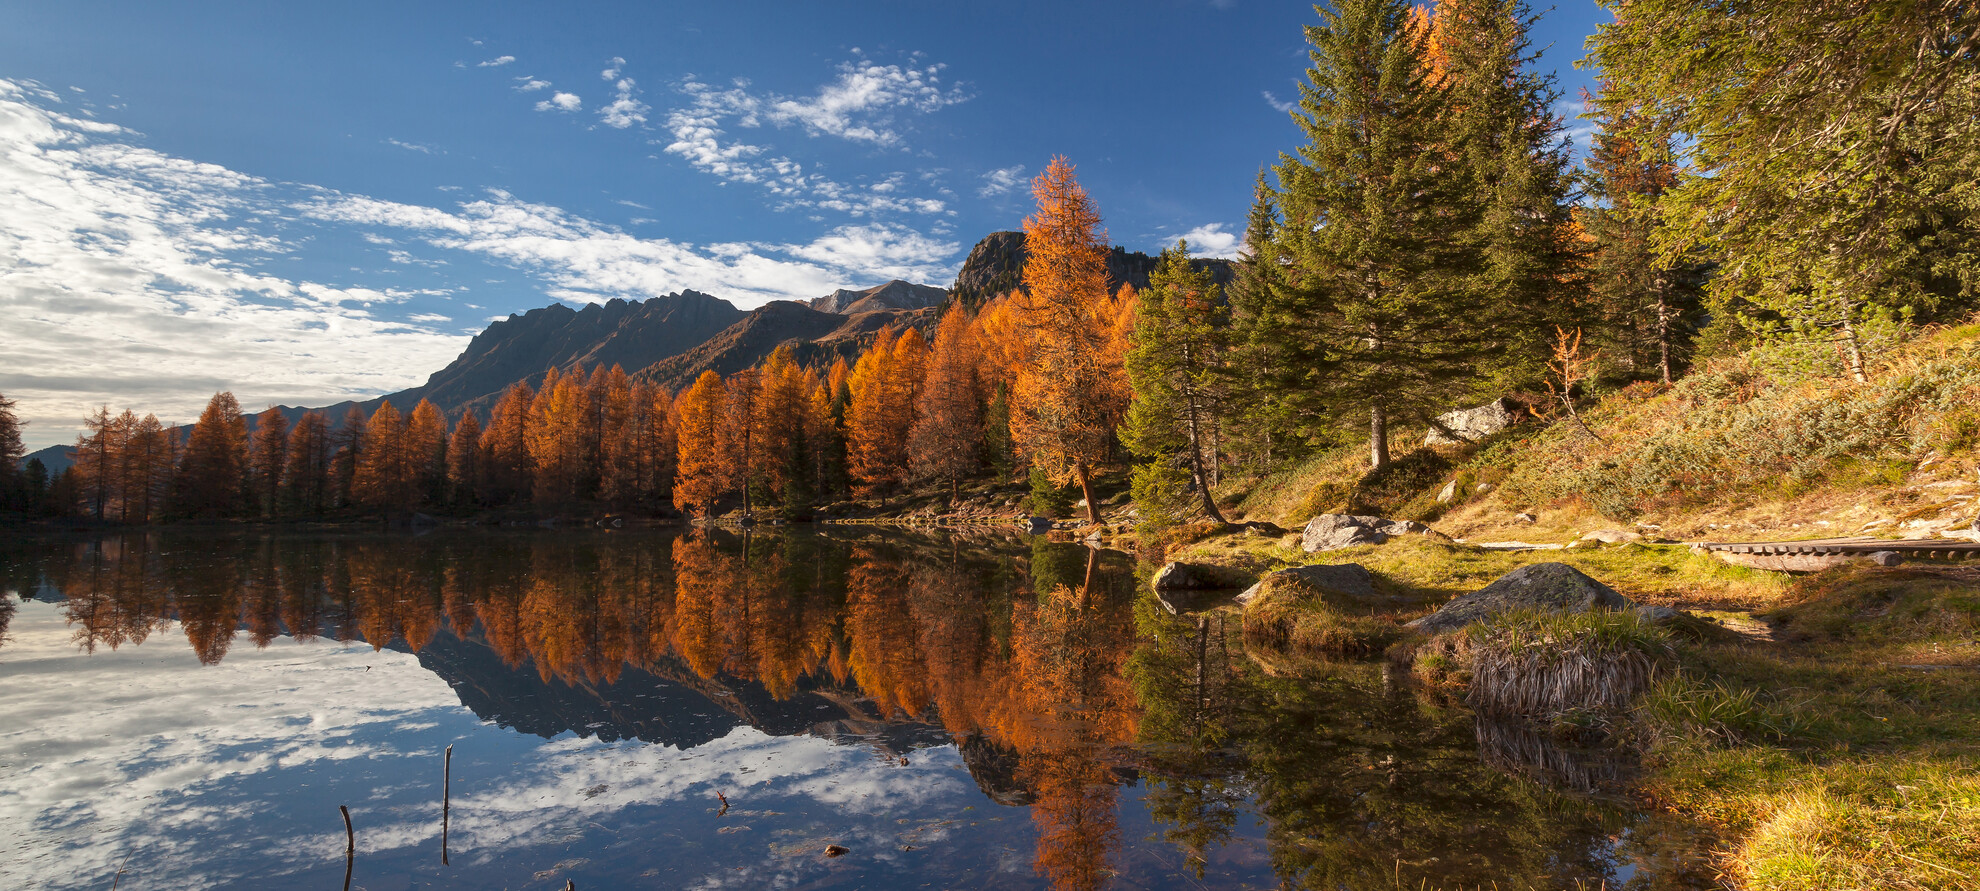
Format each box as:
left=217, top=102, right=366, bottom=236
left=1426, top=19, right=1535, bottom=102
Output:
left=1697, top=536, right=1980, bottom=571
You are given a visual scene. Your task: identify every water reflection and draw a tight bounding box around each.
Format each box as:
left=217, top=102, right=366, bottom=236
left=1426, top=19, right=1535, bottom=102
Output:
left=0, top=529, right=1708, bottom=889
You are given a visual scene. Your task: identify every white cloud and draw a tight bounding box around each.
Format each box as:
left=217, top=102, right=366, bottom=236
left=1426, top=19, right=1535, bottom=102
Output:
left=0, top=78, right=467, bottom=448
left=536, top=91, right=581, bottom=113
left=1262, top=90, right=1294, bottom=113
left=476, top=55, right=516, bottom=68
left=513, top=77, right=551, bottom=92
left=658, top=56, right=967, bottom=217
left=598, top=78, right=649, bottom=129
left=758, top=58, right=968, bottom=145
left=1179, top=223, right=1241, bottom=259
left=386, top=138, right=439, bottom=154
left=306, top=190, right=960, bottom=310
left=977, top=165, right=1026, bottom=198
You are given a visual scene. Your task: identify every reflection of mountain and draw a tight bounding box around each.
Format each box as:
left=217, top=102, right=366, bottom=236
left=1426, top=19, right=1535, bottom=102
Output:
left=412, top=624, right=951, bottom=755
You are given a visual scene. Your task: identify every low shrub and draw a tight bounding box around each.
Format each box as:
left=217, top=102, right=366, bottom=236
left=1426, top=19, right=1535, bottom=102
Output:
left=1241, top=575, right=1405, bottom=657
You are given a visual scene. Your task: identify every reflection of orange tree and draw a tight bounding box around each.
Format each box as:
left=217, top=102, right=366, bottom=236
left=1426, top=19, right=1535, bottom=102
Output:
left=845, top=547, right=930, bottom=719
left=1002, top=578, right=1138, bottom=891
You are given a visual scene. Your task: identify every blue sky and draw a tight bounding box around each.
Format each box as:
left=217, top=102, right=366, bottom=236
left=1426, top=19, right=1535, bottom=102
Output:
left=0, top=0, right=1609, bottom=448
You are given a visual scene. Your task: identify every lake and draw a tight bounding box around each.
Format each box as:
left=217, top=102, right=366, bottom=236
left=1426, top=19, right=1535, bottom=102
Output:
left=0, top=527, right=1712, bottom=889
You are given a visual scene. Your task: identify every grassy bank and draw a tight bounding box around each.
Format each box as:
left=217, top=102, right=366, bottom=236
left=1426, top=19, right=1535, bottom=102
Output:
left=1172, top=528, right=1980, bottom=888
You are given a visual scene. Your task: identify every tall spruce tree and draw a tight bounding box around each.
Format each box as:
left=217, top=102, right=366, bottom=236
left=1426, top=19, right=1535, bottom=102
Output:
left=1433, top=0, right=1584, bottom=392
left=1248, top=0, right=1471, bottom=470
left=1123, top=241, right=1232, bottom=527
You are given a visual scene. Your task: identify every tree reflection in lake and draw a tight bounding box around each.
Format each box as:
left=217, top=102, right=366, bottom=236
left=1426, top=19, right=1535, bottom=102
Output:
left=2, top=528, right=1708, bottom=890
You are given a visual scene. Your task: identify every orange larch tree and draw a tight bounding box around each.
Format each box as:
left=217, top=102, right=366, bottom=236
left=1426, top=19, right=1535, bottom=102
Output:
left=1013, top=157, right=1125, bottom=523
left=406, top=399, right=449, bottom=507
left=909, top=303, right=985, bottom=502
left=446, top=411, right=482, bottom=506
left=672, top=370, right=729, bottom=516
left=249, top=407, right=288, bottom=518
left=353, top=400, right=409, bottom=510
left=527, top=367, right=588, bottom=503
left=481, top=381, right=534, bottom=505
left=282, top=411, right=332, bottom=515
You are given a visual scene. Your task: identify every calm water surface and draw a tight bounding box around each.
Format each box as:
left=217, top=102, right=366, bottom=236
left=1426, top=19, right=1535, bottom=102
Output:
left=0, top=528, right=1711, bottom=890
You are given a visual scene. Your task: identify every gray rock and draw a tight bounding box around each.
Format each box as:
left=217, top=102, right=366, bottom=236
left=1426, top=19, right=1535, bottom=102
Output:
left=1237, top=563, right=1376, bottom=605
left=1300, top=513, right=1446, bottom=553
left=1407, top=563, right=1633, bottom=635
left=1152, top=562, right=1236, bottom=592
left=1578, top=529, right=1643, bottom=545
left=1438, top=480, right=1459, bottom=503
left=1513, top=512, right=1538, bottom=524
left=1425, top=397, right=1522, bottom=445
left=1026, top=516, right=1054, bottom=534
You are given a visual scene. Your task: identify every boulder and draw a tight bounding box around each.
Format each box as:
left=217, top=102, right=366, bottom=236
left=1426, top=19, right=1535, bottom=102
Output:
left=1407, top=563, right=1633, bottom=635
left=1300, top=513, right=1448, bottom=552
left=1237, top=563, right=1376, bottom=605
left=1437, top=480, right=1459, bottom=503
left=1152, top=561, right=1247, bottom=592
left=1578, top=529, right=1643, bottom=545
left=1026, top=516, right=1054, bottom=534
left=1425, top=398, right=1522, bottom=446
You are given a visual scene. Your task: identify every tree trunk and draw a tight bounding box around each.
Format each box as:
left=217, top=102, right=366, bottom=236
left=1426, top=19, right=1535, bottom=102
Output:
left=1076, top=462, right=1101, bottom=524
left=1654, top=273, right=1673, bottom=384
left=1369, top=405, right=1390, bottom=471
left=1184, top=394, right=1230, bottom=526
left=1840, top=313, right=1870, bottom=383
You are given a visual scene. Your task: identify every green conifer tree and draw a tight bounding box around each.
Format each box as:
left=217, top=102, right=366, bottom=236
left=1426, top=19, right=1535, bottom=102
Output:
left=1124, top=240, right=1232, bottom=527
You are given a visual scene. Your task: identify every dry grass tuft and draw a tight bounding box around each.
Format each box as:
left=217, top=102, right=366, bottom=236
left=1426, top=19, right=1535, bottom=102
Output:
left=1461, top=609, right=1674, bottom=720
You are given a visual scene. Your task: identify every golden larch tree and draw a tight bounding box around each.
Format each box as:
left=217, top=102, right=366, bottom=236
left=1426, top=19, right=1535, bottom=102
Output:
left=672, top=371, right=730, bottom=516
left=1014, top=157, right=1125, bottom=522
left=481, top=381, right=534, bottom=505
left=909, top=303, right=985, bottom=502
left=406, top=399, right=449, bottom=507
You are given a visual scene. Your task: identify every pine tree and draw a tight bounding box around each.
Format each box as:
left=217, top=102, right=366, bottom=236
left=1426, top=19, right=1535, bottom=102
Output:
left=1580, top=84, right=1705, bottom=383
left=1433, top=0, right=1584, bottom=391
left=1588, top=0, right=1980, bottom=380
left=1012, top=157, right=1126, bottom=522
left=1248, top=0, right=1470, bottom=471
left=250, top=407, right=289, bottom=518
left=1124, top=241, right=1232, bottom=526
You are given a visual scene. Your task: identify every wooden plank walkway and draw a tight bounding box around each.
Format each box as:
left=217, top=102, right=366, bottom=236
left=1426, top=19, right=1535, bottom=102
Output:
left=1697, top=537, right=1980, bottom=560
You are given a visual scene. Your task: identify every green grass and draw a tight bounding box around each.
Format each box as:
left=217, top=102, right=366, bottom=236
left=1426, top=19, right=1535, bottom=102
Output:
left=1635, top=567, right=1980, bottom=889
left=1240, top=573, right=1415, bottom=657
left=1172, top=534, right=1792, bottom=610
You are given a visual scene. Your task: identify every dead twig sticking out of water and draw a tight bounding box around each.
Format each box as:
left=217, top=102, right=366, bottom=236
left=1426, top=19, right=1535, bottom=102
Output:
left=340, top=805, right=354, bottom=891
left=108, top=852, right=131, bottom=889
left=442, top=744, right=453, bottom=865
left=716, top=790, right=729, bottom=816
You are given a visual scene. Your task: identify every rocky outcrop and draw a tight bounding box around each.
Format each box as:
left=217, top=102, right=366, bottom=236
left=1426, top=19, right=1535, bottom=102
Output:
left=1153, top=561, right=1249, bottom=613
left=1300, top=514, right=1448, bottom=552
left=949, top=230, right=1235, bottom=306
left=1406, top=563, right=1632, bottom=635
left=809, top=280, right=947, bottom=314
left=1424, top=398, right=1523, bottom=445
left=1237, top=563, right=1376, bottom=605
